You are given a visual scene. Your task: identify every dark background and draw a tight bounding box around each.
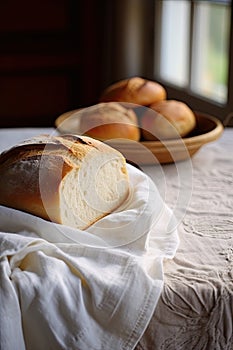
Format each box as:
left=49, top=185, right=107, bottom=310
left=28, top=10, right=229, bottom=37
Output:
left=0, top=0, right=115, bottom=127
left=0, top=1, right=232, bottom=128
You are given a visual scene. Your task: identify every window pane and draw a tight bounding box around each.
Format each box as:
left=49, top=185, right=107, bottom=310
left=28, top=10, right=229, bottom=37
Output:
left=191, top=2, right=230, bottom=104
left=158, top=0, right=190, bottom=87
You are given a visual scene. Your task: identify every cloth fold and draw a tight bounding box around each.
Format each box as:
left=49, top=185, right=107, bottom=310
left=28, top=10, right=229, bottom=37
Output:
left=0, top=164, right=179, bottom=350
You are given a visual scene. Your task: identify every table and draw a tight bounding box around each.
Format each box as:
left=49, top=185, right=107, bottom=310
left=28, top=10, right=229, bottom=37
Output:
left=0, top=127, right=232, bottom=349
left=138, top=128, right=233, bottom=349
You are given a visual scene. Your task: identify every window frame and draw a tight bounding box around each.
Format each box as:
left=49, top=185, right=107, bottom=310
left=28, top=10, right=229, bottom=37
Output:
left=152, top=0, right=233, bottom=124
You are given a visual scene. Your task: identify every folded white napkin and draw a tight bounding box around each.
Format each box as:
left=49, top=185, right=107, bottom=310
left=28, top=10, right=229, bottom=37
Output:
left=0, top=164, right=179, bottom=350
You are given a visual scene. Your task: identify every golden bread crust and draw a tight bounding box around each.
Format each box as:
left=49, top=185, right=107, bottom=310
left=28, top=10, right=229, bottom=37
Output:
left=100, top=77, right=166, bottom=105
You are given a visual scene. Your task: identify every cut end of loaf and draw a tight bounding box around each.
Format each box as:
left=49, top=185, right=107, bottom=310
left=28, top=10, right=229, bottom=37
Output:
left=59, top=149, right=129, bottom=230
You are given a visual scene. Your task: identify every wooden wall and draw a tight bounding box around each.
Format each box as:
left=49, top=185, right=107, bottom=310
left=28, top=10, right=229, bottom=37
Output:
left=0, top=0, right=106, bottom=127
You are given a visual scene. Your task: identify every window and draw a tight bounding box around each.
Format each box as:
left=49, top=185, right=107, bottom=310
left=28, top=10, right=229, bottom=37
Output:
left=153, top=0, right=233, bottom=122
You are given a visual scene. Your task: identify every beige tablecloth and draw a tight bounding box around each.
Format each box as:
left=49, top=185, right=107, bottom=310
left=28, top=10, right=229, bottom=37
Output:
left=137, top=128, right=233, bottom=350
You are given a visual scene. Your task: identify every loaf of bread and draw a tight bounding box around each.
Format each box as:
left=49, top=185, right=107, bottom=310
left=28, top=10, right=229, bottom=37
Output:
left=100, top=77, right=166, bottom=106
left=79, top=102, right=140, bottom=141
left=141, top=100, right=196, bottom=140
left=0, top=134, right=129, bottom=230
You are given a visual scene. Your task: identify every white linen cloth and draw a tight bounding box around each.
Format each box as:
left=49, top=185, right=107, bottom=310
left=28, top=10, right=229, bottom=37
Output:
left=0, top=159, right=179, bottom=350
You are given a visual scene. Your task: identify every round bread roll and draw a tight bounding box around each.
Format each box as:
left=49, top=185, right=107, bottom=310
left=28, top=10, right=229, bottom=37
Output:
left=100, top=77, right=166, bottom=105
left=79, top=102, right=140, bottom=141
left=141, top=100, right=196, bottom=140
left=0, top=134, right=129, bottom=230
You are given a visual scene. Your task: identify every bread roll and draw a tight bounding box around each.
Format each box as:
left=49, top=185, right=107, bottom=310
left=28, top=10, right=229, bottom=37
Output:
left=79, top=102, right=140, bottom=141
left=0, top=134, right=129, bottom=230
left=100, top=77, right=166, bottom=105
left=141, top=100, right=196, bottom=140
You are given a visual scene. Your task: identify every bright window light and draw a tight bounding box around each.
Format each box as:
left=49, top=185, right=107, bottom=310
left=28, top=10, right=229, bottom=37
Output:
left=156, top=0, right=231, bottom=105
left=159, top=0, right=190, bottom=87
left=191, top=2, right=230, bottom=104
